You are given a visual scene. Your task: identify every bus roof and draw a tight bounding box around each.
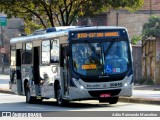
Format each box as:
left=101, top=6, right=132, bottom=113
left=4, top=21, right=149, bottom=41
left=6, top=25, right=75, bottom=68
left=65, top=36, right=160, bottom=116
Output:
left=10, top=26, right=127, bottom=44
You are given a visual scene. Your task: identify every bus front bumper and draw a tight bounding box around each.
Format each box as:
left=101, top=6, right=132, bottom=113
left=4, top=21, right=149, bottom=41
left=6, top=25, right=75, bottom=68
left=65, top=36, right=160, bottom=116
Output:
left=68, top=84, right=133, bottom=100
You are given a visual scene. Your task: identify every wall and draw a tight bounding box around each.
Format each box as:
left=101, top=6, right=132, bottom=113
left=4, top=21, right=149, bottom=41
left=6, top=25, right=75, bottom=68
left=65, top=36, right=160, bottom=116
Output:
left=142, top=39, right=160, bottom=85
left=77, top=0, right=160, bottom=39
left=77, top=14, right=107, bottom=26
left=107, top=11, right=150, bottom=38
left=132, top=45, right=142, bottom=82
left=0, top=18, right=24, bottom=74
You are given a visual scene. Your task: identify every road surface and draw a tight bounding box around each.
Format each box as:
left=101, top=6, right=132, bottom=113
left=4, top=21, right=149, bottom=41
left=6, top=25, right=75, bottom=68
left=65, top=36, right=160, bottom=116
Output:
left=0, top=93, right=160, bottom=119
left=0, top=93, right=160, bottom=111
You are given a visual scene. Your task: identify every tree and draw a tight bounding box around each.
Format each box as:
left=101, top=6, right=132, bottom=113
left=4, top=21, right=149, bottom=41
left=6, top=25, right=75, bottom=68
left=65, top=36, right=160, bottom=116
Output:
left=131, top=35, right=142, bottom=45
left=142, top=15, right=160, bottom=39
left=0, top=0, right=144, bottom=31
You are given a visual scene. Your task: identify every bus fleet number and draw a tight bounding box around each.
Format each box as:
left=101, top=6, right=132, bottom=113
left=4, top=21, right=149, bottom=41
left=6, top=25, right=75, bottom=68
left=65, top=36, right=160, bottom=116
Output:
left=110, top=82, right=122, bottom=88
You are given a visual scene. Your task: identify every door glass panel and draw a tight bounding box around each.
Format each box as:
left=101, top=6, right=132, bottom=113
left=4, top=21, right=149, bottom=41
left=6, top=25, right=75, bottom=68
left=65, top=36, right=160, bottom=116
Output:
left=42, top=40, right=50, bottom=64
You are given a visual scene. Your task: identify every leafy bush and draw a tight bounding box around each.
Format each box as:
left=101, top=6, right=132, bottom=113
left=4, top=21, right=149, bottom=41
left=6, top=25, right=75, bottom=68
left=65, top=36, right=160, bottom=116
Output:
left=142, top=15, right=160, bottom=39
left=131, top=35, right=142, bottom=44
left=138, top=78, right=154, bottom=85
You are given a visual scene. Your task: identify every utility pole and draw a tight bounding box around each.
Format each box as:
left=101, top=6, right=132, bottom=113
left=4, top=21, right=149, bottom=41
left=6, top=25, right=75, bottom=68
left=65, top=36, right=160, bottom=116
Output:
left=150, top=0, right=152, bottom=15
left=0, top=26, right=4, bottom=73
left=0, top=15, right=7, bottom=73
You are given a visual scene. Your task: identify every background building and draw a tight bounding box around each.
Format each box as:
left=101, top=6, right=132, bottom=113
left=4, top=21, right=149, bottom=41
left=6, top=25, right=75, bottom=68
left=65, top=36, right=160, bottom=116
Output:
left=0, top=17, right=24, bottom=73
left=77, top=0, right=160, bottom=40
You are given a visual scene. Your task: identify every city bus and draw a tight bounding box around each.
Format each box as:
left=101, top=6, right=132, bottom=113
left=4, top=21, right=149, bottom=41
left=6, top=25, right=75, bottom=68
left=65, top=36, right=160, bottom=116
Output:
left=9, top=26, right=133, bottom=106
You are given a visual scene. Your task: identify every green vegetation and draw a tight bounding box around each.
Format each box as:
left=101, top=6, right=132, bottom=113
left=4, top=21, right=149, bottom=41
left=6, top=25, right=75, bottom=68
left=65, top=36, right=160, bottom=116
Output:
left=142, top=15, right=160, bottom=39
left=137, top=78, right=154, bottom=85
left=131, top=35, right=142, bottom=45
left=0, top=0, right=144, bottom=33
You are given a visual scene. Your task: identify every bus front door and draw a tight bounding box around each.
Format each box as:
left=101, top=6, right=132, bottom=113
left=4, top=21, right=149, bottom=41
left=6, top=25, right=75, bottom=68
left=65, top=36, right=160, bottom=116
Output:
left=16, top=49, right=22, bottom=94
left=61, top=44, right=70, bottom=97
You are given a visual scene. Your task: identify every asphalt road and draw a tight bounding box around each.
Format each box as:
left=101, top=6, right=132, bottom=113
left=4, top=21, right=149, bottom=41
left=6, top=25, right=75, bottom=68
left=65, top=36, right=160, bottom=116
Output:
left=0, top=93, right=160, bottom=112
left=1, top=74, right=160, bottom=106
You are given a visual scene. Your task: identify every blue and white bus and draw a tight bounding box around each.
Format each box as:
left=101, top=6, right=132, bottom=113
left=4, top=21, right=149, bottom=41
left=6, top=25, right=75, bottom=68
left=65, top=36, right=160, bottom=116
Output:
left=10, top=26, right=133, bottom=106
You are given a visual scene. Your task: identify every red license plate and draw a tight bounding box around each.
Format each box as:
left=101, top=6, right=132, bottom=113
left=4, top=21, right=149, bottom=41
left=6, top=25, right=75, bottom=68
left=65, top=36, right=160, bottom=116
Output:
left=100, top=93, right=111, bottom=98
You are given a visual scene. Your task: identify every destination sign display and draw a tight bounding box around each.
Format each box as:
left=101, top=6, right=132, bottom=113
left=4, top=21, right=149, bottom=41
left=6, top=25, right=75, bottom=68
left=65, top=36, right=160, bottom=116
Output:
left=77, top=32, right=119, bottom=39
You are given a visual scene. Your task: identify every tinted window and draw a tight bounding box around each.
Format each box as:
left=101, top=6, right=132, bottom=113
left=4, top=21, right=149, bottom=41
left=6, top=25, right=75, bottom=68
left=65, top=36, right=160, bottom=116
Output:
left=72, top=41, right=130, bottom=76
left=72, top=43, right=103, bottom=76
left=22, top=43, right=32, bottom=64
left=103, top=41, right=129, bottom=74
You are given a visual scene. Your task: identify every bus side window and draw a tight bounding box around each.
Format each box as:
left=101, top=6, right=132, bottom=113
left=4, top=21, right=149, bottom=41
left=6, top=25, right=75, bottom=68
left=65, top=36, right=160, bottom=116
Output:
left=11, top=45, right=16, bottom=66
left=22, top=44, right=25, bottom=64
left=22, top=43, right=32, bottom=64
left=26, top=43, right=32, bottom=64
left=60, top=44, right=68, bottom=68
left=10, top=45, right=16, bottom=83
left=42, top=40, right=50, bottom=64
left=51, top=39, right=59, bottom=63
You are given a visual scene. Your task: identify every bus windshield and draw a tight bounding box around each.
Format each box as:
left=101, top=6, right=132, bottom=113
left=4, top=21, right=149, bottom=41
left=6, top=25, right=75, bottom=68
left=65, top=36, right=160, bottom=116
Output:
left=72, top=40, right=130, bottom=76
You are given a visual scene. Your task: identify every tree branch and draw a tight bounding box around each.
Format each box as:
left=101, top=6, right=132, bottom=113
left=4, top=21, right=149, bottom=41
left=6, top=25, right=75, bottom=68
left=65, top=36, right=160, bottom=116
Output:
left=58, top=5, right=65, bottom=25
left=23, top=6, right=47, bottom=28
left=40, top=0, right=54, bottom=27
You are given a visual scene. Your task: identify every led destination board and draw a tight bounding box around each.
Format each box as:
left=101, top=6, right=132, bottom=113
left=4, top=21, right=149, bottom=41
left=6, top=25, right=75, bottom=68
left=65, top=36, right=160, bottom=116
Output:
left=77, top=32, right=119, bottom=39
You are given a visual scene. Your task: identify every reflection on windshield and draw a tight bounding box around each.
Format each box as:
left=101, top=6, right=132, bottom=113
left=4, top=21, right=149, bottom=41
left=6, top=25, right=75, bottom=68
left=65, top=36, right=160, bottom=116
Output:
left=72, top=41, right=129, bottom=76
left=104, top=42, right=129, bottom=74
left=72, top=43, right=102, bottom=76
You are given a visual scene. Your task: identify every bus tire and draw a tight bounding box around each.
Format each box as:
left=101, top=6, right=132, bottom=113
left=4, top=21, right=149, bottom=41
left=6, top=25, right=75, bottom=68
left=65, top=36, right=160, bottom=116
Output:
left=108, top=97, right=119, bottom=104
left=26, top=86, right=36, bottom=104
left=99, top=99, right=108, bottom=103
left=36, top=99, right=42, bottom=104
left=56, top=86, right=68, bottom=106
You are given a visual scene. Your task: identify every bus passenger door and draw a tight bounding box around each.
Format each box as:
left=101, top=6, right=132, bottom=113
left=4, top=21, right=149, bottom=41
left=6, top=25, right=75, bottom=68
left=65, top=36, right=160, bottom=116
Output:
left=16, top=49, right=22, bottom=94
left=61, top=44, right=69, bottom=97
left=33, top=47, right=41, bottom=96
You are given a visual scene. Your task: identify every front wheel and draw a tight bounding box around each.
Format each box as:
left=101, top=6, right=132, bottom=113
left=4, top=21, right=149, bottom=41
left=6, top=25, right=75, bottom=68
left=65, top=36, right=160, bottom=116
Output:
left=56, top=86, right=68, bottom=106
left=26, top=87, right=36, bottom=104
left=108, top=97, right=119, bottom=104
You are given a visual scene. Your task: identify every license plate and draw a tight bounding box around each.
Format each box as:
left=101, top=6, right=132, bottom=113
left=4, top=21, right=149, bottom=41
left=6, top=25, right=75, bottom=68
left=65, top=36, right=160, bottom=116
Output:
left=100, top=94, right=111, bottom=98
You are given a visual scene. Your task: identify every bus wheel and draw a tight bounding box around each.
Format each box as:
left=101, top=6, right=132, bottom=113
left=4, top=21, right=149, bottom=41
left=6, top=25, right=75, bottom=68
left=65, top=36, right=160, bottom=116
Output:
left=108, top=97, right=119, bottom=104
left=26, top=87, right=36, bottom=104
left=56, top=87, right=67, bottom=106
left=99, top=99, right=108, bottom=103
left=36, top=98, right=43, bottom=104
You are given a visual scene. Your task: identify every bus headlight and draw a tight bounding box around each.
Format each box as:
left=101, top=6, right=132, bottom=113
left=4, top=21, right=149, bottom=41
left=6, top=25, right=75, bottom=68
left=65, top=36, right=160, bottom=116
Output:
left=124, top=75, right=133, bottom=87
left=72, top=78, right=84, bottom=89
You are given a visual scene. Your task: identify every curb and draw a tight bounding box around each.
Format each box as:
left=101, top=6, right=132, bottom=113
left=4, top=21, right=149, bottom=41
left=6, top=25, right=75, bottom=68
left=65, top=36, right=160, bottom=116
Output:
left=0, top=89, right=14, bottom=95
left=119, top=97, right=160, bottom=105
left=0, top=89, right=160, bottom=105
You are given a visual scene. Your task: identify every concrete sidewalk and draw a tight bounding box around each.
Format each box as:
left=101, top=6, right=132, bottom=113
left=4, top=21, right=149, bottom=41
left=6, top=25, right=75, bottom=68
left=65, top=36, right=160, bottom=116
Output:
left=120, top=85, right=160, bottom=105
left=0, top=74, right=11, bottom=94
left=0, top=74, right=160, bottom=104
